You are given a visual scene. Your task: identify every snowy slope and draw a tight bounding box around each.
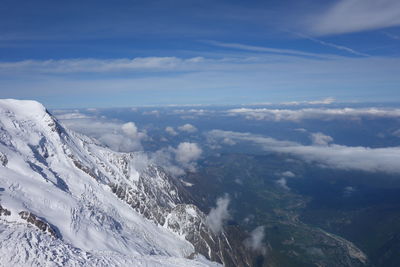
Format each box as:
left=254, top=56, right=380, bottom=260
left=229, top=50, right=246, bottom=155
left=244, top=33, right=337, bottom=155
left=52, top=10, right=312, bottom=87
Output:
left=0, top=99, right=221, bottom=266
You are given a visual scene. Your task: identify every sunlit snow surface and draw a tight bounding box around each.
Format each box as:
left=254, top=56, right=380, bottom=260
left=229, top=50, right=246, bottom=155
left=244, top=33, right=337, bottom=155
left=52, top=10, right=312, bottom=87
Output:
left=0, top=99, right=219, bottom=266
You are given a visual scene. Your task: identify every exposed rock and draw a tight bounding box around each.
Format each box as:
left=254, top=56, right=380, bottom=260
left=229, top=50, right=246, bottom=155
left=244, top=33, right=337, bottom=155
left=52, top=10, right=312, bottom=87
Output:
left=0, top=152, right=7, bottom=167
left=46, top=111, right=65, bottom=136
left=0, top=204, right=11, bottom=216
left=69, top=155, right=98, bottom=181
left=110, top=166, right=255, bottom=267
left=19, top=211, right=58, bottom=238
left=166, top=204, right=255, bottom=267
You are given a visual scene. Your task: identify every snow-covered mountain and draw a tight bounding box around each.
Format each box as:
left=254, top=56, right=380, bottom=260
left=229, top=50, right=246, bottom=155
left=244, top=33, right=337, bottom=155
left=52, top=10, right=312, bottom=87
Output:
left=0, top=99, right=252, bottom=266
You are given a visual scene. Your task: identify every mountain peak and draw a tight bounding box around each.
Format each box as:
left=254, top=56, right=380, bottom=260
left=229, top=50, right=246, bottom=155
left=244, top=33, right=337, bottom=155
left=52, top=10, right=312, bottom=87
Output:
left=0, top=99, right=47, bottom=117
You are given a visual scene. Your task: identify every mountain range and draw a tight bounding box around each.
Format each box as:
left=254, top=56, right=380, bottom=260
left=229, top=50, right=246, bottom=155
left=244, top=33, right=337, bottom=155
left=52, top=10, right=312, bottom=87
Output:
left=0, top=99, right=255, bottom=266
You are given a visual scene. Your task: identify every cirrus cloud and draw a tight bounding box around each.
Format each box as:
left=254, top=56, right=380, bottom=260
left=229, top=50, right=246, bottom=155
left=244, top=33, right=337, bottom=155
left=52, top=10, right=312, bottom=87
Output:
left=306, top=0, right=400, bottom=36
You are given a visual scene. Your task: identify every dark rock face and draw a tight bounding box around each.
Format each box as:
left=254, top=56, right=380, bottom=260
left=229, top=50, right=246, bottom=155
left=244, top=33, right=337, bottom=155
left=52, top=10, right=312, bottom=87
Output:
left=69, top=155, right=98, bottom=181
left=0, top=152, right=7, bottom=167
left=19, top=211, right=58, bottom=238
left=46, top=110, right=65, bottom=136
left=110, top=165, right=188, bottom=225
left=0, top=204, right=11, bottom=216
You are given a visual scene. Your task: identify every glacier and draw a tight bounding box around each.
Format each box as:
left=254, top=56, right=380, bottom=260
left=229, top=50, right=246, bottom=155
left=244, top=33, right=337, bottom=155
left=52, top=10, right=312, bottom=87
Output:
left=0, top=99, right=228, bottom=267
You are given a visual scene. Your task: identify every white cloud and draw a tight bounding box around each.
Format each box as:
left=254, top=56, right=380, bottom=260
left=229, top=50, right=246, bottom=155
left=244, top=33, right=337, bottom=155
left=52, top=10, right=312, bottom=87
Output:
left=148, top=142, right=203, bottom=176
left=392, top=129, right=400, bottom=138
left=55, top=112, right=204, bottom=176
left=308, top=97, right=336, bottom=105
left=310, top=132, right=334, bottom=146
left=343, top=186, right=356, bottom=197
left=2, top=54, right=400, bottom=108
left=294, top=128, right=307, bottom=133
left=307, top=0, right=400, bottom=35
left=222, top=137, right=236, bottom=146
left=97, top=132, right=143, bottom=152
left=178, top=123, right=197, bottom=133
left=121, top=122, right=144, bottom=139
left=244, top=226, right=266, bottom=254
left=276, top=178, right=290, bottom=190
left=165, top=126, right=178, bottom=136
left=227, top=107, right=400, bottom=121
left=206, top=194, right=231, bottom=234
left=142, top=110, right=160, bottom=116
left=56, top=114, right=147, bottom=152
left=281, top=97, right=336, bottom=106
left=0, top=57, right=205, bottom=73
left=208, top=129, right=400, bottom=174
left=54, top=112, right=91, bottom=120
left=234, top=178, right=243, bottom=185
left=175, top=142, right=202, bottom=165
left=150, top=148, right=187, bottom=176
left=281, top=171, right=296, bottom=178
left=171, top=109, right=213, bottom=116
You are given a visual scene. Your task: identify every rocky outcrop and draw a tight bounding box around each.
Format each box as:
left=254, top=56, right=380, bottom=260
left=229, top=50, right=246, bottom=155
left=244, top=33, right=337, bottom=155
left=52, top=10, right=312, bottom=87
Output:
left=0, top=204, right=11, bottom=216
left=109, top=165, right=189, bottom=225
left=110, top=165, right=254, bottom=267
left=166, top=204, right=255, bottom=267
left=46, top=110, right=65, bottom=136
left=69, top=155, right=98, bottom=181
left=0, top=152, right=7, bottom=167
left=19, top=211, right=58, bottom=238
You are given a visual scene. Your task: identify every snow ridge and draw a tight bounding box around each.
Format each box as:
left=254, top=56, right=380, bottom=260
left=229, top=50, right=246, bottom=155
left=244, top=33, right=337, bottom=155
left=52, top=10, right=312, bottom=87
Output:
left=0, top=99, right=220, bottom=266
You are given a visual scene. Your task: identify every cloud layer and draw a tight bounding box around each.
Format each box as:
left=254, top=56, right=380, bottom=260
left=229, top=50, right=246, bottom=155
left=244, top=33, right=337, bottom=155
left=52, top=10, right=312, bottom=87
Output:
left=59, top=114, right=147, bottom=152
left=209, top=130, right=400, bottom=174
left=56, top=110, right=205, bottom=176
left=0, top=57, right=205, bottom=74
left=2, top=52, right=400, bottom=108
left=227, top=107, right=400, bottom=121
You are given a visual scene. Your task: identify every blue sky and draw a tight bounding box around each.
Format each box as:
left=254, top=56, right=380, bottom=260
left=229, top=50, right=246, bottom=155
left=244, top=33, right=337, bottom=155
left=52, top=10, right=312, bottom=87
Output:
left=0, top=0, right=399, bottom=108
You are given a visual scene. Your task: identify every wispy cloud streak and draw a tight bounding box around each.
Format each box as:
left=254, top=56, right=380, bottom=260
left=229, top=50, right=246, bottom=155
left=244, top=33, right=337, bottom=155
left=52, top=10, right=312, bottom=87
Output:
left=295, top=33, right=369, bottom=57
left=206, top=40, right=334, bottom=59
left=307, top=0, right=400, bottom=35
